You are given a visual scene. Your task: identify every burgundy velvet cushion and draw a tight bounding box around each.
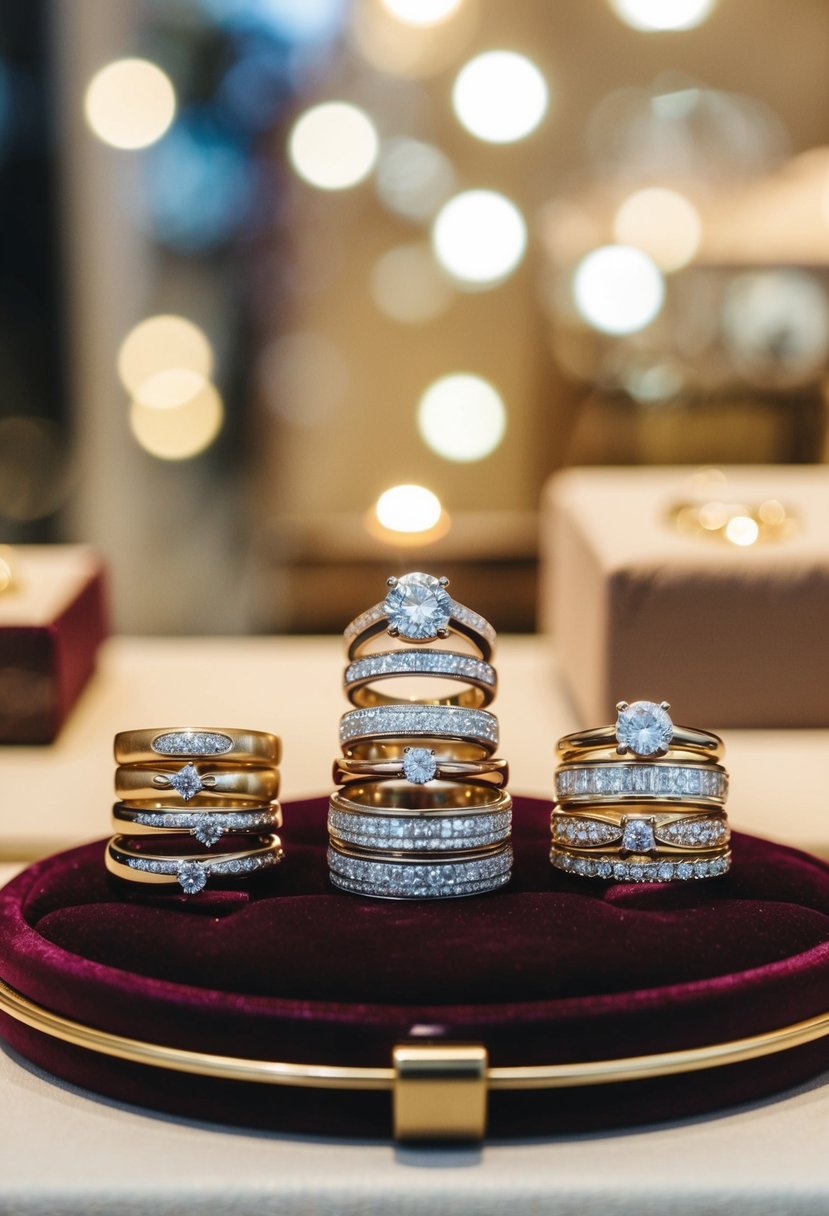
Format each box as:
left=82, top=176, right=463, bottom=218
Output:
left=0, top=796, right=827, bottom=1138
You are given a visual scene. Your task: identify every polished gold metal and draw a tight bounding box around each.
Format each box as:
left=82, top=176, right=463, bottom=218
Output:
left=105, top=835, right=283, bottom=886
left=0, top=975, right=825, bottom=1098
left=112, top=801, right=282, bottom=835
left=331, top=784, right=511, bottom=815
left=393, top=1044, right=488, bottom=1140
left=343, top=738, right=493, bottom=764
left=114, top=727, right=282, bottom=767
left=557, top=725, right=724, bottom=764
left=115, top=765, right=280, bottom=808
left=334, top=755, right=508, bottom=789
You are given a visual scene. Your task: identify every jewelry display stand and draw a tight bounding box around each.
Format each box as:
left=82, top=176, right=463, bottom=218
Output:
left=0, top=796, right=827, bottom=1140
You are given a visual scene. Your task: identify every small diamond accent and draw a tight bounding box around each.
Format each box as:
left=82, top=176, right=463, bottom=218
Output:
left=402, top=747, right=438, bottom=784
left=152, top=731, right=233, bottom=756
left=621, top=818, right=656, bottom=854
left=132, top=810, right=276, bottom=836
left=550, top=847, right=731, bottom=883
left=192, top=816, right=226, bottom=847
left=657, top=817, right=730, bottom=847
left=177, top=861, right=207, bottom=894
left=125, top=847, right=281, bottom=892
left=166, top=763, right=203, bottom=802
left=616, top=701, right=674, bottom=757
left=550, top=815, right=620, bottom=846
left=384, top=573, right=452, bottom=641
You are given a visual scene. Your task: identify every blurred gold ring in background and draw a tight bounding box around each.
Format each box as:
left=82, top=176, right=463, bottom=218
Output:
left=670, top=498, right=797, bottom=547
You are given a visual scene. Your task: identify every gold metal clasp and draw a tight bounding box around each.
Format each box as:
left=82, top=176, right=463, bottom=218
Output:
left=392, top=1043, right=488, bottom=1141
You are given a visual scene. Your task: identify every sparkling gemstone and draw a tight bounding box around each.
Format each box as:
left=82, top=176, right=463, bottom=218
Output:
left=177, top=861, right=207, bottom=894
left=658, top=862, right=675, bottom=881
left=621, top=818, right=656, bottom=854
left=403, top=747, right=438, bottom=784
left=615, top=701, right=674, bottom=757
left=192, top=816, right=224, bottom=847
left=384, top=572, right=452, bottom=640
left=153, top=731, right=233, bottom=756
left=167, top=763, right=203, bottom=801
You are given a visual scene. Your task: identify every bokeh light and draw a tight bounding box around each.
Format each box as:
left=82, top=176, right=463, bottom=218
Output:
left=256, top=331, right=349, bottom=425
left=724, top=515, right=760, bottom=547
left=371, top=244, right=454, bottom=324
left=375, top=137, right=455, bottom=222
left=608, top=0, right=717, bottom=31
left=0, top=546, right=16, bottom=593
left=130, top=383, right=224, bottom=460
left=133, top=368, right=210, bottom=411
left=288, top=101, right=379, bottom=190
left=432, top=190, right=527, bottom=289
left=417, top=374, right=506, bottom=462
left=375, top=484, right=443, bottom=533
left=721, top=269, right=829, bottom=386
left=572, top=245, right=665, bottom=335
left=381, top=0, right=463, bottom=25
left=117, top=315, right=214, bottom=395
left=452, top=51, right=548, bottom=144
left=84, top=59, right=176, bottom=150
left=613, top=187, right=701, bottom=272
left=199, top=0, right=346, bottom=42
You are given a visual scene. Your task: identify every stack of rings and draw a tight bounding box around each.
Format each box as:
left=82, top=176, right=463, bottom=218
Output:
left=331, top=571, right=512, bottom=899
left=552, top=700, right=732, bottom=883
left=106, top=728, right=284, bottom=895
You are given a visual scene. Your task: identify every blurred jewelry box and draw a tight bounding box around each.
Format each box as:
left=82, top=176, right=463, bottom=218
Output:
left=538, top=466, right=829, bottom=728
left=0, top=545, right=108, bottom=743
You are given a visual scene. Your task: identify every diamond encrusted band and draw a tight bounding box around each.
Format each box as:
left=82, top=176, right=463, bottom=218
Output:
left=339, top=704, right=498, bottom=754
left=550, top=847, right=731, bottom=883
left=328, top=807, right=512, bottom=852
left=328, top=842, right=512, bottom=899
left=555, top=763, right=728, bottom=806
left=344, top=649, right=496, bottom=709
left=105, top=835, right=284, bottom=894
left=112, top=803, right=282, bottom=847
left=550, top=811, right=730, bottom=851
left=114, top=727, right=282, bottom=766
left=344, top=573, right=496, bottom=662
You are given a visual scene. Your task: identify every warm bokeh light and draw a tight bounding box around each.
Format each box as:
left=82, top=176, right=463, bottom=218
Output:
left=371, top=244, right=454, bottom=324
left=375, top=137, right=455, bottom=222
left=133, top=368, right=209, bottom=411
left=721, top=270, right=829, bottom=387
left=452, top=51, right=548, bottom=144
left=432, top=190, right=527, bottom=288
left=84, top=59, right=176, bottom=150
left=608, top=0, right=717, bottom=31
left=288, top=101, right=379, bottom=191
left=256, top=332, right=349, bottom=426
left=572, top=245, right=665, bottom=335
left=0, top=547, right=16, bottom=594
left=130, top=382, right=224, bottom=460
left=117, top=315, right=214, bottom=395
left=375, top=484, right=443, bottom=533
left=381, top=0, right=464, bottom=25
left=417, top=374, right=506, bottom=462
left=613, top=187, right=701, bottom=272
left=725, top=515, right=760, bottom=547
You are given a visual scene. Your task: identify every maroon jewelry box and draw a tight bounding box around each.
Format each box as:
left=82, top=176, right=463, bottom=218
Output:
left=0, top=796, right=827, bottom=1139
left=0, top=546, right=108, bottom=743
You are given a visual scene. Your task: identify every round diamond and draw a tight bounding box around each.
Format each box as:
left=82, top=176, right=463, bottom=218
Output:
left=167, top=763, right=203, bottom=802
left=384, top=572, right=452, bottom=640
left=177, top=861, right=207, bottom=894
left=621, top=818, right=656, bottom=854
left=192, top=816, right=224, bottom=847
left=402, top=747, right=438, bottom=784
left=616, top=701, right=674, bottom=757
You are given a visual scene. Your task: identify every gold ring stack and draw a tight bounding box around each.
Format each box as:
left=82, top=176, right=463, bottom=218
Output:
left=332, top=572, right=512, bottom=899
left=552, top=700, right=732, bottom=883
left=107, top=727, right=284, bottom=895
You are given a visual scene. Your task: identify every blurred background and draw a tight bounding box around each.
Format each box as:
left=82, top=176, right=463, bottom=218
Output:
left=3, top=0, right=829, bottom=634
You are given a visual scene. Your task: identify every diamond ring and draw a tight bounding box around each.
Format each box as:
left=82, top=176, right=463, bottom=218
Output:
left=329, top=787, right=511, bottom=852
left=556, top=700, right=724, bottom=763
left=339, top=704, right=498, bottom=756
left=333, top=750, right=509, bottom=788
left=328, top=839, right=512, bottom=899
left=105, top=834, right=284, bottom=894
left=555, top=760, right=727, bottom=807
left=344, top=572, right=496, bottom=662
left=112, top=802, right=283, bottom=847
left=114, top=727, right=282, bottom=767
left=344, top=648, right=497, bottom=709
left=550, top=810, right=730, bottom=853
left=115, top=764, right=280, bottom=808
left=550, top=847, right=731, bottom=883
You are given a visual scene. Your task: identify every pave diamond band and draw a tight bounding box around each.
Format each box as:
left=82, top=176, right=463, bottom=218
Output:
left=551, top=811, right=730, bottom=852
left=115, top=727, right=282, bottom=766
left=344, top=649, right=496, bottom=709
left=339, top=704, right=498, bottom=755
left=328, top=841, right=512, bottom=899
left=329, top=805, right=512, bottom=852
left=550, top=847, right=731, bottom=883
left=112, top=803, right=282, bottom=846
left=555, top=762, right=727, bottom=806
left=105, top=835, right=284, bottom=893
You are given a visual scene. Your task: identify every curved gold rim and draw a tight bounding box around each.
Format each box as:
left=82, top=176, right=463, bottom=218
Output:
left=0, top=978, right=826, bottom=1091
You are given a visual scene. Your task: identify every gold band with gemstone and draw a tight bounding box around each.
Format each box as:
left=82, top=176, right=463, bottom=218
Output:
left=112, top=801, right=282, bottom=838
left=550, top=846, right=731, bottom=883
left=551, top=807, right=730, bottom=856
left=114, top=727, right=282, bottom=767
left=555, top=760, right=728, bottom=809
left=105, top=834, right=284, bottom=892
left=115, top=764, right=279, bottom=808
left=557, top=700, right=723, bottom=764
left=333, top=755, right=509, bottom=789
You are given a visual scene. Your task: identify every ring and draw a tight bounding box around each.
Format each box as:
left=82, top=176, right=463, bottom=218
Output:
left=556, top=701, right=723, bottom=762
left=328, top=839, right=512, bottom=899
left=344, top=649, right=496, bottom=709
left=328, top=800, right=511, bottom=853
left=114, top=728, right=282, bottom=767
left=344, top=572, right=496, bottom=662
left=112, top=802, right=282, bottom=847
left=550, top=810, right=730, bottom=853
left=339, top=704, right=498, bottom=756
left=550, top=847, right=731, bottom=883
left=555, top=761, right=727, bottom=807
left=105, top=835, right=284, bottom=894
left=115, top=764, right=279, bottom=808
left=334, top=751, right=508, bottom=788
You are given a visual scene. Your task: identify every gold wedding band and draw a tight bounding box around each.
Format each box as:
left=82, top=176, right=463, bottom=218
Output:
left=114, top=728, right=281, bottom=767
left=115, top=764, right=280, bottom=808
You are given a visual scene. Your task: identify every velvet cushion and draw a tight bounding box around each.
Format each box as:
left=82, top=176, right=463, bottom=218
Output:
left=0, top=796, right=827, bottom=1138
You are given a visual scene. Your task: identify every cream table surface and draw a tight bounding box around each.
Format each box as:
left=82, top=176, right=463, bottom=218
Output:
left=0, top=635, right=827, bottom=1215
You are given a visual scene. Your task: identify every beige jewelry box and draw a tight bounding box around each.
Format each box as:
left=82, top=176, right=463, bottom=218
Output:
left=538, top=466, right=829, bottom=727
